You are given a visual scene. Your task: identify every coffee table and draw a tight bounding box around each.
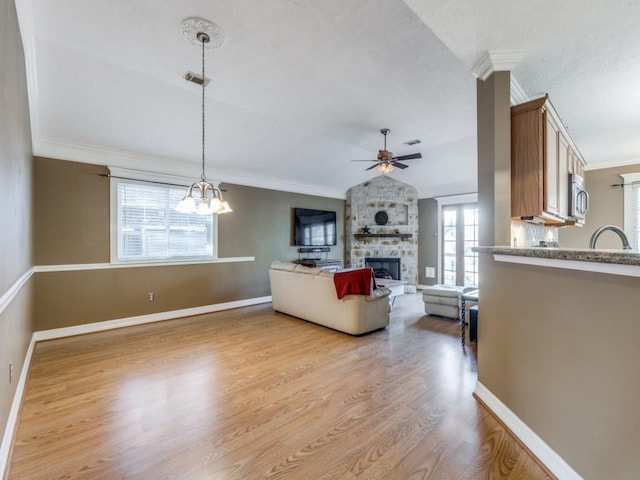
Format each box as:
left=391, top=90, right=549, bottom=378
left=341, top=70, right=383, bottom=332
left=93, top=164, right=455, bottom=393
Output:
left=376, top=279, right=407, bottom=307
left=460, top=289, right=478, bottom=346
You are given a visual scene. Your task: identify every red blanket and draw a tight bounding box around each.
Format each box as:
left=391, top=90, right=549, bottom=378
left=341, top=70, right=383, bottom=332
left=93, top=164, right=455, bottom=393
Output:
left=333, top=268, right=374, bottom=299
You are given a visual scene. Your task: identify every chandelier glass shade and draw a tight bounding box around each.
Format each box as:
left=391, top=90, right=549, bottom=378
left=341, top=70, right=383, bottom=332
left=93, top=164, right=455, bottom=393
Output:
left=175, top=180, right=232, bottom=214
left=176, top=23, right=232, bottom=215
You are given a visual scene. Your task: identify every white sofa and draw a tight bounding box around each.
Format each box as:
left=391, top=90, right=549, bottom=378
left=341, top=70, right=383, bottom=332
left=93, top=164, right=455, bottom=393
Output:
left=269, top=261, right=391, bottom=335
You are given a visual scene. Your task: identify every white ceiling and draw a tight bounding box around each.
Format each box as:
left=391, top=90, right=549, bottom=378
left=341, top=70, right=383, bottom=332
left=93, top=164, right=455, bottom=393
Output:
left=15, top=0, right=640, bottom=199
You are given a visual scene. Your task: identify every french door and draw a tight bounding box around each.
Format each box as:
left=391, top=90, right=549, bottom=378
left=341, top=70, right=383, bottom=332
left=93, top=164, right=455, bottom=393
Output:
left=442, top=204, right=478, bottom=287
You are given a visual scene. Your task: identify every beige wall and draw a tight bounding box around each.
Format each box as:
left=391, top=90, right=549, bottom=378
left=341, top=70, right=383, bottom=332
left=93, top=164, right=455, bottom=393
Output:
left=0, top=0, right=34, bottom=440
left=33, top=157, right=345, bottom=330
left=478, top=255, right=640, bottom=478
left=559, top=164, right=640, bottom=249
left=34, top=158, right=110, bottom=264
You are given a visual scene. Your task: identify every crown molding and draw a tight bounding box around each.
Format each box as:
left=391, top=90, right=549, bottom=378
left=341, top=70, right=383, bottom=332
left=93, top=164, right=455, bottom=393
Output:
left=15, top=0, right=41, bottom=146
left=510, top=75, right=529, bottom=105
left=584, top=157, right=640, bottom=171
left=472, top=51, right=525, bottom=81
left=34, top=138, right=347, bottom=199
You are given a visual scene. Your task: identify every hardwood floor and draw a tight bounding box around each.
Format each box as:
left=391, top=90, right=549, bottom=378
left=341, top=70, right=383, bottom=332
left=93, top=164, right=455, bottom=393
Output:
left=9, top=294, right=553, bottom=479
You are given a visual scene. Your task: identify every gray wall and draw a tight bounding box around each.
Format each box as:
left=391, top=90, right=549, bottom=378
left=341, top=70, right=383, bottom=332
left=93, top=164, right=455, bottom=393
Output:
left=477, top=72, right=511, bottom=248
left=474, top=70, right=639, bottom=477
left=33, top=157, right=345, bottom=330
left=560, top=164, right=640, bottom=249
left=417, top=197, right=438, bottom=286
left=0, top=0, right=34, bottom=440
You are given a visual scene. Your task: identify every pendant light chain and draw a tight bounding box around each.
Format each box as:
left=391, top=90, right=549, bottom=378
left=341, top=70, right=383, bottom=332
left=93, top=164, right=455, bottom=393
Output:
left=175, top=19, right=232, bottom=216
left=201, top=34, right=207, bottom=182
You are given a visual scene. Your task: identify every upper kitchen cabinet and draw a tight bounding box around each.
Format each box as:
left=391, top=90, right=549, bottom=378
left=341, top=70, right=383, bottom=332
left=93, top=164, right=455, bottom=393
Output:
left=511, top=96, right=586, bottom=225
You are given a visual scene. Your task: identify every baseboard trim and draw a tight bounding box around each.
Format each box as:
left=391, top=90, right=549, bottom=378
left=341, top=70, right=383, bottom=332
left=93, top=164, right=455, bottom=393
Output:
left=0, top=336, right=36, bottom=479
left=474, top=382, right=582, bottom=480
left=0, top=295, right=272, bottom=477
left=33, top=296, right=273, bottom=341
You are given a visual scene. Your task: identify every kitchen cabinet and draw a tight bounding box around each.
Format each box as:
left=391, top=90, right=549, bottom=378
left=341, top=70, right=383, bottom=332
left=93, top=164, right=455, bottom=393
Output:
left=511, top=96, right=586, bottom=225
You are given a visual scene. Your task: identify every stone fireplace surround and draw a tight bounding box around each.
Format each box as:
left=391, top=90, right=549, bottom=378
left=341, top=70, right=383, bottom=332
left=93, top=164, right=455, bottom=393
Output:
left=345, top=176, right=418, bottom=292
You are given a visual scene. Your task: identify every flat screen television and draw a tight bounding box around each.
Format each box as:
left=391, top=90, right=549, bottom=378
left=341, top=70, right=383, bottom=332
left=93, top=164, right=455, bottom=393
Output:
left=294, top=208, right=337, bottom=246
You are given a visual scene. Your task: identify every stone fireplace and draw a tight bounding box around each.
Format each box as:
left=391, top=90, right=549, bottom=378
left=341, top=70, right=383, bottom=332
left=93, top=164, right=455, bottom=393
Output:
left=345, top=175, right=418, bottom=292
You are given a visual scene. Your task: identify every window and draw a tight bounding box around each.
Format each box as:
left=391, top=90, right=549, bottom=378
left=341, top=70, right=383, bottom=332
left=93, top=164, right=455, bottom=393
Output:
left=622, top=172, right=640, bottom=250
left=442, top=204, right=478, bottom=287
left=111, top=177, right=216, bottom=263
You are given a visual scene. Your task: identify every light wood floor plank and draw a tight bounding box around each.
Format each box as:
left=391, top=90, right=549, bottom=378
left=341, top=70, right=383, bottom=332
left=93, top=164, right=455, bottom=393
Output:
left=9, top=295, right=553, bottom=479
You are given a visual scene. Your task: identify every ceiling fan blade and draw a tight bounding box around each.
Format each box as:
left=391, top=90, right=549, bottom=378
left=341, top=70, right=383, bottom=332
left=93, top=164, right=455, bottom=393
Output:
left=351, top=159, right=379, bottom=162
left=393, top=162, right=409, bottom=169
left=393, top=152, right=422, bottom=161
left=365, top=163, right=380, bottom=171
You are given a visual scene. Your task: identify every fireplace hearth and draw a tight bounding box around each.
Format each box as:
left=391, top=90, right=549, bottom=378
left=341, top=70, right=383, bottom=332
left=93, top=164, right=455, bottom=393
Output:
left=365, top=258, right=400, bottom=280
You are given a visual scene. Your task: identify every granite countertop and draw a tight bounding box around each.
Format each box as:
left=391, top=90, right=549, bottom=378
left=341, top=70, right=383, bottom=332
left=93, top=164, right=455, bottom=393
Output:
left=474, top=246, right=640, bottom=267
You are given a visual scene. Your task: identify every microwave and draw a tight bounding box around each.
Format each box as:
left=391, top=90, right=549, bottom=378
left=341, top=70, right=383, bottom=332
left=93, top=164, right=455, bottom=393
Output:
left=568, top=173, right=589, bottom=220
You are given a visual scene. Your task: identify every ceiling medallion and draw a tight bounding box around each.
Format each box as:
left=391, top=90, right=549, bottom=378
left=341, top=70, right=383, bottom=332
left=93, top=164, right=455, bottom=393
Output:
left=180, top=17, right=225, bottom=48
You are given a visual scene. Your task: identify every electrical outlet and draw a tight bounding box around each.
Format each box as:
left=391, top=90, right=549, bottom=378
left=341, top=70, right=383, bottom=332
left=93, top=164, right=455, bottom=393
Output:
left=9, top=362, right=13, bottom=384
left=148, top=292, right=155, bottom=302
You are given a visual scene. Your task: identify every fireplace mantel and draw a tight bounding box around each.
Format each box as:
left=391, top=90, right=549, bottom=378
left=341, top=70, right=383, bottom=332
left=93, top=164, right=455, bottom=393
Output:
left=354, top=233, right=413, bottom=241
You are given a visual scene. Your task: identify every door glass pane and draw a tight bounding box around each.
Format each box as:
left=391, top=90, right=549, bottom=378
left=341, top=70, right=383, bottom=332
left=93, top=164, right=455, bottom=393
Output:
left=444, top=226, right=456, bottom=240
left=444, top=241, right=456, bottom=255
left=444, top=271, right=456, bottom=285
left=442, top=204, right=479, bottom=287
left=443, top=209, right=457, bottom=227
left=462, top=206, right=478, bottom=287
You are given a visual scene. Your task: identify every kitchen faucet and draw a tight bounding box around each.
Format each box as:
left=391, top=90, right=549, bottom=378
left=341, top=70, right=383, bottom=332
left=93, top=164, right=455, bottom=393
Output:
left=588, top=225, right=632, bottom=250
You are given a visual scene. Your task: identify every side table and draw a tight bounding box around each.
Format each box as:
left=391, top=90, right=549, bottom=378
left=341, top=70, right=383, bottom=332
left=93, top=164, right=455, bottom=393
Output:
left=460, top=289, right=478, bottom=346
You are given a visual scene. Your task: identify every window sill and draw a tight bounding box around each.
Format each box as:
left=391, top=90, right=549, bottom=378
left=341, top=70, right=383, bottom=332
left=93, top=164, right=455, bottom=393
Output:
left=34, top=257, right=255, bottom=272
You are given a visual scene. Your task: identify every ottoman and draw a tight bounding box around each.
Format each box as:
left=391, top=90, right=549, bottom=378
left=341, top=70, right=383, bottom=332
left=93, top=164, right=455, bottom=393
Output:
left=422, top=284, right=465, bottom=320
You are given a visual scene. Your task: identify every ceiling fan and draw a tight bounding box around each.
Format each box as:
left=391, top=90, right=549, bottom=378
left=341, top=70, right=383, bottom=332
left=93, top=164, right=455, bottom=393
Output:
left=351, top=128, right=422, bottom=173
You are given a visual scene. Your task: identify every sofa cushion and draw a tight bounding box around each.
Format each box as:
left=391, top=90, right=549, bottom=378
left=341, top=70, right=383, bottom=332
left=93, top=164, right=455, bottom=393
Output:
left=270, top=260, right=297, bottom=271
left=422, top=284, right=463, bottom=298
left=366, top=287, right=391, bottom=301
left=294, top=264, right=323, bottom=275
left=423, top=295, right=459, bottom=307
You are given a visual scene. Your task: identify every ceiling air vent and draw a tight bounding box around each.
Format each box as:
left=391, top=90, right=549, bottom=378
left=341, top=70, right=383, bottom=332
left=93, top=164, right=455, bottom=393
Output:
left=403, top=139, right=421, bottom=146
left=184, top=71, right=211, bottom=87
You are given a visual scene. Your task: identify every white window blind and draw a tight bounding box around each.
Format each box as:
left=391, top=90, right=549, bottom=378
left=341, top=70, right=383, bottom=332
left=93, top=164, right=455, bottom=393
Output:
left=112, top=178, right=215, bottom=263
left=621, top=173, right=640, bottom=251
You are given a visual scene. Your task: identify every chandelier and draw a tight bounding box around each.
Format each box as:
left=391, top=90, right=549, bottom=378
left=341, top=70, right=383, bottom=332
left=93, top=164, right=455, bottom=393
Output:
left=176, top=18, right=232, bottom=215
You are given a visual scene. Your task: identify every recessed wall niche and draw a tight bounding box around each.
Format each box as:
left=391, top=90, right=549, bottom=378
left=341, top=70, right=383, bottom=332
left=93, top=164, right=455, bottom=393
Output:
left=365, top=202, right=409, bottom=226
